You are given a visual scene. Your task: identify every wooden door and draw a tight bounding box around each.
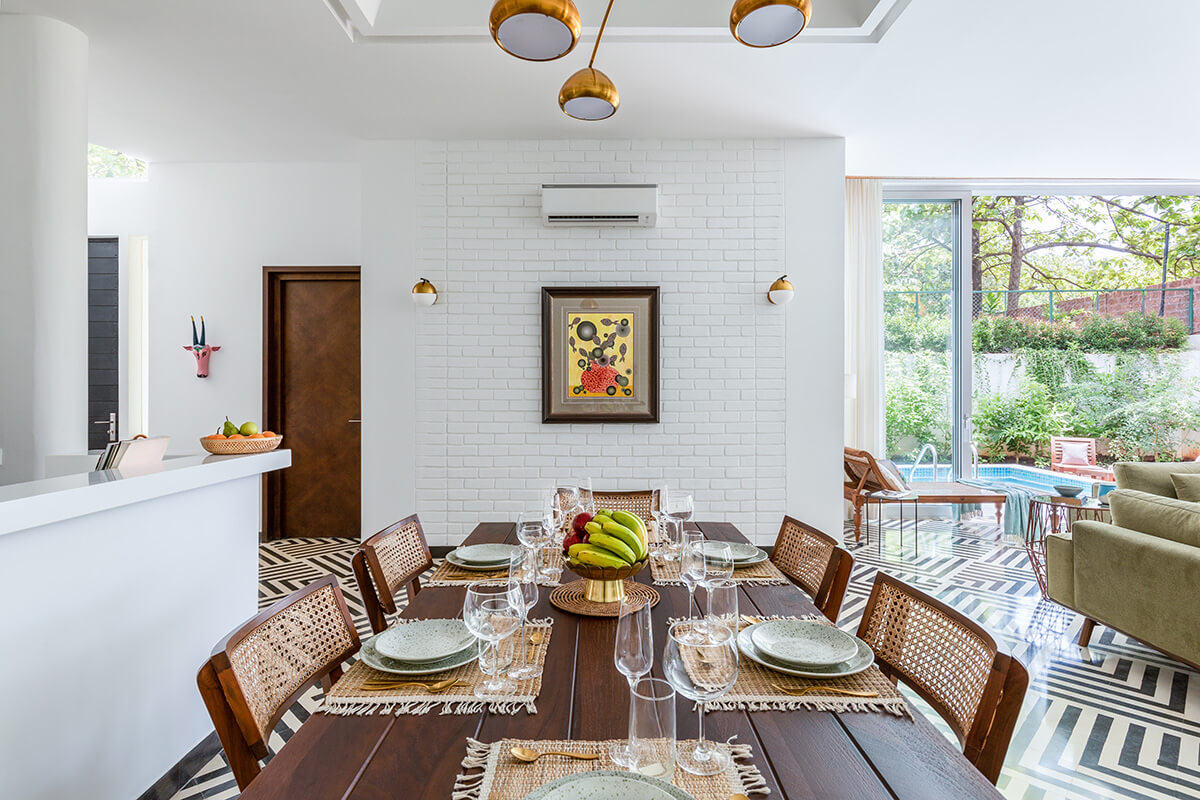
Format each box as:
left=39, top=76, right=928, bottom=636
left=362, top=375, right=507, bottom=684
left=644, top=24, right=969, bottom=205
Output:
left=263, top=267, right=360, bottom=540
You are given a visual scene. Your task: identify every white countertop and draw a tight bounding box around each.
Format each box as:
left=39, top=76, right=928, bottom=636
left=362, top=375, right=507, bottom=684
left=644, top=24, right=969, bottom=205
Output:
left=0, top=450, right=291, bottom=537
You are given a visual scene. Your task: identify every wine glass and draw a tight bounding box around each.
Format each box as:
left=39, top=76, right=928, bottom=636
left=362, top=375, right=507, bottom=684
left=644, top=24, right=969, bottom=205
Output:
left=462, top=583, right=520, bottom=698
left=679, top=530, right=706, bottom=642
left=664, top=492, right=693, bottom=560
left=650, top=486, right=668, bottom=560
left=705, top=579, right=739, bottom=634
left=609, top=595, right=654, bottom=766
left=577, top=477, right=595, bottom=515
left=507, top=551, right=542, bottom=680
left=516, top=510, right=551, bottom=550
left=663, top=621, right=739, bottom=776
left=552, top=484, right=580, bottom=536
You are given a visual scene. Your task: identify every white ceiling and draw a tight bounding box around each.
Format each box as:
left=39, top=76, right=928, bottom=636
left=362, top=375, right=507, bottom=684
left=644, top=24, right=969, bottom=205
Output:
left=7, top=0, right=1200, bottom=178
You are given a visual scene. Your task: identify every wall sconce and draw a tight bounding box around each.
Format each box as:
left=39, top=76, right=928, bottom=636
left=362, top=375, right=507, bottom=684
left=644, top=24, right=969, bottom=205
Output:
left=767, top=275, right=794, bottom=305
left=412, top=278, right=438, bottom=306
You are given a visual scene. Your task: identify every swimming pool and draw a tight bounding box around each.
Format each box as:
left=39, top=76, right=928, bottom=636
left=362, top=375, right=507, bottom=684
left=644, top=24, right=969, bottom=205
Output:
left=904, top=463, right=1093, bottom=493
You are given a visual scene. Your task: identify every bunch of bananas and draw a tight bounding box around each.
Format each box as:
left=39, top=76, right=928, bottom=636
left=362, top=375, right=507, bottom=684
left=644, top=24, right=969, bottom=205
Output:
left=565, top=509, right=649, bottom=569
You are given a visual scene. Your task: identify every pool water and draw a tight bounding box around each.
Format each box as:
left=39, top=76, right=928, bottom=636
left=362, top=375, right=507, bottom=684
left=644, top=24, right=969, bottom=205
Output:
left=904, top=463, right=1093, bottom=493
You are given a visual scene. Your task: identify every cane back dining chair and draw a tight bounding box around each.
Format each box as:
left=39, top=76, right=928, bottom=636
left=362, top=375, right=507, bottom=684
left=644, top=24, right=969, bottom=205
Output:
left=352, top=513, right=435, bottom=634
left=769, top=516, right=854, bottom=623
left=855, top=572, right=1029, bottom=784
left=196, top=575, right=360, bottom=790
left=592, top=490, right=661, bottom=525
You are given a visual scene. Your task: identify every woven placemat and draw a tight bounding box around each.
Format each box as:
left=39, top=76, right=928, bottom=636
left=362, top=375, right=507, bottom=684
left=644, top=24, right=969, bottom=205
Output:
left=426, top=551, right=563, bottom=588
left=322, top=618, right=553, bottom=716
left=670, top=616, right=910, bottom=718
left=454, top=737, right=769, bottom=800
left=649, top=555, right=788, bottom=586
left=548, top=579, right=660, bottom=618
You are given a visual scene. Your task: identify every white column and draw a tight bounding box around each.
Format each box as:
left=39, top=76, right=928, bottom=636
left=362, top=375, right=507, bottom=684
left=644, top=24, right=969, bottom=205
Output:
left=0, top=15, right=89, bottom=484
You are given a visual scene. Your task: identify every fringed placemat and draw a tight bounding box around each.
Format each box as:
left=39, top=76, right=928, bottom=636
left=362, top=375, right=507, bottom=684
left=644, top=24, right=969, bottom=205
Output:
left=454, top=737, right=769, bottom=800
left=426, top=552, right=563, bottom=588
left=649, top=555, right=788, bottom=586
left=322, top=618, right=553, bottom=716
left=668, top=616, right=910, bottom=718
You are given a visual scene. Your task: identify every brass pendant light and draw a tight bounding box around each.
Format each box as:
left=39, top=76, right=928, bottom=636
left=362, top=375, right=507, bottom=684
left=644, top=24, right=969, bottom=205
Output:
left=490, top=0, right=582, bottom=62
left=558, top=0, right=619, bottom=121
left=730, top=0, right=813, bottom=48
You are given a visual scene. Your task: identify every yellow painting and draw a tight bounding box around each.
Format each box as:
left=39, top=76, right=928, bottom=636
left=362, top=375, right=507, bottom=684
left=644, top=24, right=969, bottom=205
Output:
left=566, top=312, right=634, bottom=399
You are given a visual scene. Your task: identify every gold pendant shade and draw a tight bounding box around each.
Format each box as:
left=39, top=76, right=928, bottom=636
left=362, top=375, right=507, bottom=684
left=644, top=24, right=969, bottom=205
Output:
left=559, top=67, right=619, bottom=121
left=730, top=0, right=813, bottom=48
left=489, top=0, right=582, bottom=62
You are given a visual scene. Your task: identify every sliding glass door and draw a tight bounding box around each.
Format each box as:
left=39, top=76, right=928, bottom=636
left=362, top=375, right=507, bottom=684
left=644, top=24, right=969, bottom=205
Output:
left=881, top=194, right=973, bottom=481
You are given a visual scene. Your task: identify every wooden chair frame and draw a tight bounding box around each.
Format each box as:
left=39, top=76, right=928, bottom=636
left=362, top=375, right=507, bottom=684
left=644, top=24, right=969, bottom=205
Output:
left=1050, top=436, right=1115, bottom=480
left=769, top=516, right=853, bottom=623
left=353, top=513, right=434, bottom=634
left=591, top=490, right=661, bottom=524
left=855, top=572, right=1028, bottom=784
left=196, top=575, right=360, bottom=790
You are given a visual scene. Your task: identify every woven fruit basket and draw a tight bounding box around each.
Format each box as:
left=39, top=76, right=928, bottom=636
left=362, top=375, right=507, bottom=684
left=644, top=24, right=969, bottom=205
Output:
left=566, top=558, right=647, bottom=603
left=200, top=434, right=283, bottom=455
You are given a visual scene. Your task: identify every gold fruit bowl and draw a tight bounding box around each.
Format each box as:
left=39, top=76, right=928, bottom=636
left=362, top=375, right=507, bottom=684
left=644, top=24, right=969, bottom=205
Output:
left=566, top=558, right=648, bottom=603
left=200, top=434, right=283, bottom=456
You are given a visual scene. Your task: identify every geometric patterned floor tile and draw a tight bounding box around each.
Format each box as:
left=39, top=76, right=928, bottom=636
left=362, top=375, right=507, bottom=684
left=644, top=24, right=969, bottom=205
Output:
left=172, top=523, right=1200, bottom=800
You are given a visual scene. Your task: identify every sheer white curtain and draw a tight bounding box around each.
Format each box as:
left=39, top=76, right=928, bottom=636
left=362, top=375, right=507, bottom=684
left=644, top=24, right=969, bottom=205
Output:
left=844, top=179, right=884, bottom=456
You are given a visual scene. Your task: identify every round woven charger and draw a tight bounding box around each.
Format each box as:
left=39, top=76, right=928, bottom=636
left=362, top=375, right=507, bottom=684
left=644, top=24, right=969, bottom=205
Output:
left=549, top=579, right=660, bottom=618
left=199, top=435, right=283, bottom=455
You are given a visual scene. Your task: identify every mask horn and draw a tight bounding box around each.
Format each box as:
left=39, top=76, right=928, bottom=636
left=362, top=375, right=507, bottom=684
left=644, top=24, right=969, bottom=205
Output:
left=200, top=316, right=206, bottom=347
left=191, top=315, right=198, bottom=347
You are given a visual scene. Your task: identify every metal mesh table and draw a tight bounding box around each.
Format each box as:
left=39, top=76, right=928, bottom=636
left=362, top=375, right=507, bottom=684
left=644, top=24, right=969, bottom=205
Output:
left=1026, top=495, right=1111, bottom=599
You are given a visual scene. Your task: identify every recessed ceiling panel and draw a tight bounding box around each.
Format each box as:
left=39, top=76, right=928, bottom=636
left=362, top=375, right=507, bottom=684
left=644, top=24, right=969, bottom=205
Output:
left=323, top=0, right=910, bottom=43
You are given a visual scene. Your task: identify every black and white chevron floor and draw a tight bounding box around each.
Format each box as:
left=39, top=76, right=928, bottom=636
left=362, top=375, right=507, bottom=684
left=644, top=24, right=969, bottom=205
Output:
left=170, top=521, right=1200, bottom=800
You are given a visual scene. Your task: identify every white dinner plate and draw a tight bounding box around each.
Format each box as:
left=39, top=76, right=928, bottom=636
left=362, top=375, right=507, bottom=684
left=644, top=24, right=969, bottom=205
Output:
left=359, top=635, right=479, bottom=676
left=518, top=771, right=695, bottom=800
left=450, top=543, right=522, bottom=566
left=373, top=619, right=474, bottom=663
left=737, top=623, right=874, bottom=679
left=697, top=540, right=768, bottom=566
left=749, top=619, right=859, bottom=668
left=446, top=551, right=516, bottom=572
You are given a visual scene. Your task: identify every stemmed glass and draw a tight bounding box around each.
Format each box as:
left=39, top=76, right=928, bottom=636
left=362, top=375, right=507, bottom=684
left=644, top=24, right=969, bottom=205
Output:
left=663, top=621, right=739, bottom=776
left=663, top=491, right=693, bottom=561
left=506, top=550, right=542, bottom=680
left=577, top=477, right=595, bottom=515
left=517, top=509, right=553, bottom=582
left=679, top=531, right=707, bottom=642
left=650, top=486, right=669, bottom=560
left=551, top=485, right=580, bottom=537
left=462, top=583, right=520, bottom=699
left=609, top=595, right=654, bottom=766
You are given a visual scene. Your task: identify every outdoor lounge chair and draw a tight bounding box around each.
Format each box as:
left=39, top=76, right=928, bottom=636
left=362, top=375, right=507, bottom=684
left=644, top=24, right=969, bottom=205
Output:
left=1050, top=437, right=1115, bottom=481
left=844, top=446, right=1007, bottom=542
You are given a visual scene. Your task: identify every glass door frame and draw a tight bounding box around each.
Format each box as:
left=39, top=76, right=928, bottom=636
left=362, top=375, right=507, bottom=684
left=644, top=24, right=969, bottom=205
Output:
left=881, top=188, right=974, bottom=481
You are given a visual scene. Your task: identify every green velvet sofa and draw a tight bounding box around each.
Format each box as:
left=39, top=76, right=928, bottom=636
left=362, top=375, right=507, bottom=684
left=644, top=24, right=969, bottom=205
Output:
left=1046, top=461, right=1200, bottom=668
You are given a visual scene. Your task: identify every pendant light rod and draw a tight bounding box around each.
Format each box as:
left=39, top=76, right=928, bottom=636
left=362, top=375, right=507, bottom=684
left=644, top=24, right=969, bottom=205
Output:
left=588, top=0, right=616, bottom=68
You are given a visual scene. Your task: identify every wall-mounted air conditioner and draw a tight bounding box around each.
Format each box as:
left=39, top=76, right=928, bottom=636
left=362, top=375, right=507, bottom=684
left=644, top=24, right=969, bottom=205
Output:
left=541, top=184, right=658, bottom=227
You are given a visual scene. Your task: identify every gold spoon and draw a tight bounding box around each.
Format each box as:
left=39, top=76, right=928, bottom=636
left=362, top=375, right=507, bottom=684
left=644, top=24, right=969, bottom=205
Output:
left=360, top=678, right=463, bottom=693
left=730, top=795, right=751, bottom=800
left=529, top=629, right=545, bottom=645
left=742, top=615, right=762, bottom=625
left=770, top=682, right=879, bottom=698
left=509, top=746, right=599, bottom=763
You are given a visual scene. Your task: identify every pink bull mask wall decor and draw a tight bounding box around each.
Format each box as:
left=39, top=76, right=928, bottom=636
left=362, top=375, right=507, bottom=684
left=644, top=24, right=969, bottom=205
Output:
left=184, top=316, right=221, bottom=378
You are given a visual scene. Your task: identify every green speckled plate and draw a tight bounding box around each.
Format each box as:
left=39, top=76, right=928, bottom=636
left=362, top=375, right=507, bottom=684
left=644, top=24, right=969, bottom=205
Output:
left=697, top=541, right=768, bottom=566
left=737, top=624, right=873, bottom=679
left=519, top=770, right=694, bottom=800
left=750, top=619, right=858, bottom=667
left=450, top=543, right=522, bottom=566
left=359, top=635, right=479, bottom=676
left=373, top=619, right=474, bottom=662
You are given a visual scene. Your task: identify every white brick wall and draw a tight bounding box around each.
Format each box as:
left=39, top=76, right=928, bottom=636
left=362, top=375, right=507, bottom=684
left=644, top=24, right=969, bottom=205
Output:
left=410, top=139, right=790, bottom=546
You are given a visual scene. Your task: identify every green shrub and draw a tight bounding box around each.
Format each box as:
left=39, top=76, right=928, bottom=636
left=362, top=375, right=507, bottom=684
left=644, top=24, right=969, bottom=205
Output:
left=885, top=314, right=950, bottom=353
left=884, top=353, right=951, bottom=460
left=893, top=312, right=1188, bottom=354
left=973, top=380, right=1069, bottom=461
left=1076, top=313, right=1189, bottom=352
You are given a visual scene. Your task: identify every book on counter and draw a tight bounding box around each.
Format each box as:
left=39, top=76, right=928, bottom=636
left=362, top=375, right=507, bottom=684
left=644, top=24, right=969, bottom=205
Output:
left=94, top=436, right=170, bottom=472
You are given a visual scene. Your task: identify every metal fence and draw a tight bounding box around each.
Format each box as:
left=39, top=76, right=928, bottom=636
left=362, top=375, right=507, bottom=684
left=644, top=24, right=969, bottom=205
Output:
left=883, top=288, right=1195, bottom=333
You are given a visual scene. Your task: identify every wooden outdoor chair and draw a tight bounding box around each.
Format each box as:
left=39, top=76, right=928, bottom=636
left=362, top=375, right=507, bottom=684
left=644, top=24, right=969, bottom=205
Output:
left=1050, top=436, right=1115, bottom=481
left=592, top=490, right=660, bottom=525
left=843, top=446, right=908, bottom=540
left=769, top=516, right=854, bottom=622
left=856, top=572, right=1029, bottom=784
left=352, top=513, right=435, bottom=634
left=196, top=575, right=360, bottom=790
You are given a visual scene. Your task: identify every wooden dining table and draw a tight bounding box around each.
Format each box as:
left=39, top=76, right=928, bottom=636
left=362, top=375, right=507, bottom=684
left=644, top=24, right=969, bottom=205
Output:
left=238, top=521, right=1004, bottom=800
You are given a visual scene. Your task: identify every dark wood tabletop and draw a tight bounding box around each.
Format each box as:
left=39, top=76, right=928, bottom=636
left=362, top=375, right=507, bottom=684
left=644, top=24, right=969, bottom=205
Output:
left=238, top=521, right=1004, bottom=800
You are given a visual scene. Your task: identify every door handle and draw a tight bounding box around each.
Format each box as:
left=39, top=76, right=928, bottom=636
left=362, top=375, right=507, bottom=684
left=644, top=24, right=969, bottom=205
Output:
left=348, top=419, right=362, bottom=423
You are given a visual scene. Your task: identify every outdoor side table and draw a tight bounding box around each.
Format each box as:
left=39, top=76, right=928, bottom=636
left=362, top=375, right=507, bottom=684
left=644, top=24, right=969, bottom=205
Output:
left=1026, top=494, right=1111, bottom=600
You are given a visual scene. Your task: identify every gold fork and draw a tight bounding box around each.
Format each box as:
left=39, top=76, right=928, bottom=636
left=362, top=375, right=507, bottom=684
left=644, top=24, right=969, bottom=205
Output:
left=359, top=678, right=464, bottom=693
left=770, top=682, right=879, bottom=698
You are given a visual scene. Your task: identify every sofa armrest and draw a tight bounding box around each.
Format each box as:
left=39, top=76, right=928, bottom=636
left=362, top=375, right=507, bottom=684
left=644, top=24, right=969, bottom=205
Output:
left=1045, top=533, right=1075, bottom=608
left=1074, top=520, right=1200, bottom=665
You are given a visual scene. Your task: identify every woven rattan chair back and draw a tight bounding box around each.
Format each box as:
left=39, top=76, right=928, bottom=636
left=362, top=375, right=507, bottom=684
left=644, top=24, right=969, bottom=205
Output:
left=353, top=514, right=433, bottom=632
left=592, top=490, right=660, bottom=524
left=197, top=575, right=359, bottom=790
left=769, top=516, right=853, bottom=622
left=855, top=572, right=1028, bottom=784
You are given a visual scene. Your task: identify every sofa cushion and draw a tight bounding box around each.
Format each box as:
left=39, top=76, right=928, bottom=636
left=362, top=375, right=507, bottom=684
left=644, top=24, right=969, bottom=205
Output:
left=1170, top=473, right=1200, bottom=503
left=1107, top=489, right=1200, bottom=548
left=1114, top=460, right=1200, bottom=497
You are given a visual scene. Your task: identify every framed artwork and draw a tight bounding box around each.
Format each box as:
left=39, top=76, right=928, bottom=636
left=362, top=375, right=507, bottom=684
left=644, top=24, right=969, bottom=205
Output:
left=542, top=286, right=659, bottom=423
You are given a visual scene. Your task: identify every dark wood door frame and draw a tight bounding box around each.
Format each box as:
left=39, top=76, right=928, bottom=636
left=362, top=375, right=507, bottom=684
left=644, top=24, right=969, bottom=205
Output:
left=262, top=266, right=361, bottom=541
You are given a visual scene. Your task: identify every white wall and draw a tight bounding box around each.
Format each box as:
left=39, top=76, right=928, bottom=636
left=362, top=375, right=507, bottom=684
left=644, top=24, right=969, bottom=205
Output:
left=361, top=139, right=845, bottom=545
left=0, top=16, right=88, bottom=484
left=89, top=163, right=362, bottom=448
